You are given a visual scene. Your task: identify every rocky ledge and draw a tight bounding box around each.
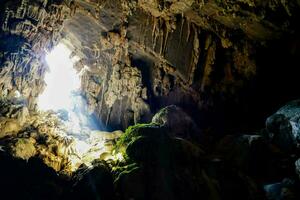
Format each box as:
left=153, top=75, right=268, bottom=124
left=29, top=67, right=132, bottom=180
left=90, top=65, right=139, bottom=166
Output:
left=0, top=100, right=300, bottom=200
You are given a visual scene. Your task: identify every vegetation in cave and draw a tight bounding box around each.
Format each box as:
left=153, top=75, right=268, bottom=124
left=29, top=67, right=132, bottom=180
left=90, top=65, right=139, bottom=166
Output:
left=0, top=0, right=299, bottom=200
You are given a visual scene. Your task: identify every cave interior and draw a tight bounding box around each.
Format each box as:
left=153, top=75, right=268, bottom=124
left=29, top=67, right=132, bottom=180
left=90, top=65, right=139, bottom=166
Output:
left=0, top=0, right=300, bottom=200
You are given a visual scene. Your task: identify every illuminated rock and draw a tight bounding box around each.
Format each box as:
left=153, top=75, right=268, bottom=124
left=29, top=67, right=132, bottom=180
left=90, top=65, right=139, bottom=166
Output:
left=10, top=138, right=37, bottom=160
left=0, top=1, right=298, bottom=199
left=0, top=100, right=29, bottom=138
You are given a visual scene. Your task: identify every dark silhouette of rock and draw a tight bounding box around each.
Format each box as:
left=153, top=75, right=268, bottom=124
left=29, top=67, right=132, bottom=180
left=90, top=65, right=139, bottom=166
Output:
left=266, top=100, right=300, bottom=152
left=70, top=161, right=115, bottom=200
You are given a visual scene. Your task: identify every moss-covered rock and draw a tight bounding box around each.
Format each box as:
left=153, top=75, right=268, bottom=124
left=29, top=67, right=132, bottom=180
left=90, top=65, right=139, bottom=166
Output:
left=113, top=122, right=209, bottom=200
left=114, top=123, right=165, bottom=157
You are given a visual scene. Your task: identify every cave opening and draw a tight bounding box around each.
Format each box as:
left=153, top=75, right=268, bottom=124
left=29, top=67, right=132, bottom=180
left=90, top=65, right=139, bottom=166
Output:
left=38, top=43, right=81, bottom=112
left=38, top=42, right=102, bottom=140
left=0, top=1, right=299, bottom=199
left=33, top=42, right=120, bottom=170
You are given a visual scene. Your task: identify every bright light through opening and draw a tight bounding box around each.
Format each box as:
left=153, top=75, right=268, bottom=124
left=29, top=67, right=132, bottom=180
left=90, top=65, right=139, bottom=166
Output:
left=34, top=43, right=121, bottom=171
left=38, top=43, right=80, bottom=111
left=37, top=42, right=103, bottom=138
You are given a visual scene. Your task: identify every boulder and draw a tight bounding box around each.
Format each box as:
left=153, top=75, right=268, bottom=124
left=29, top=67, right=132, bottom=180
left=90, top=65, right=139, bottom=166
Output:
left=0, top=118, right=22, bottom=138
left=152, top=105, right=202, bottom=142
left=0, top=100, right=30, bottom=138
left=71, top=161, right=115, bottom=200
left=0, top=153, right=68, bottom=200
left=295, top=158, right=300, bottom=179
left=114, top=122, right=212, bottom=200
left=10, top=138, right=37, bottom=160
left=215, top=134, right=273, bottom=177
left=266, top=100, right=300, bottom=151
left=264, top=178, right=297, bottom=200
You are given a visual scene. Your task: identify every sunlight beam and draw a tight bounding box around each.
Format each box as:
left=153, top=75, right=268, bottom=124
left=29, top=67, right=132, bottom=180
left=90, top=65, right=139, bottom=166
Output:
left=38, top=43, right=80, bottom=111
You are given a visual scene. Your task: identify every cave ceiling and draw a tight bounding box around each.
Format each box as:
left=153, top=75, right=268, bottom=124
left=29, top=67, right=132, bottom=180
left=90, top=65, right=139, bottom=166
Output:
left=0, top=0, right=299, bottom=131
left=0, top=1, right=300, bottom=197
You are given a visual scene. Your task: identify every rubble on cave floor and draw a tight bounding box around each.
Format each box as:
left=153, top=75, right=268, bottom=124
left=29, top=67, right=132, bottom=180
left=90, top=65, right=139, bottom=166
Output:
left=0, top=99, right=123, bottom=174
left=1, top=99, right=300, bottom=199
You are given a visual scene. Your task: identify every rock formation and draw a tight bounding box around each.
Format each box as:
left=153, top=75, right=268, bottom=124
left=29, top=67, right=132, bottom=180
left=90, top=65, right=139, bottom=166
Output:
left=0, top=99, right=122, bottom=173
left=1, top=0, right=298, bottom=130
left=0, top=0, right=299, bottom=200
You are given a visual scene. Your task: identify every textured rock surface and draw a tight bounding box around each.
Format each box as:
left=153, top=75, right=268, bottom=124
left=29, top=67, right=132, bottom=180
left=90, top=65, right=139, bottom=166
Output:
left=0, top=100, right=29, bottom=137
left=152, top=105, right=202, bottom=142
left=0, top=99, right=122, bottom=173
left=1, top=102, right=300, bottom=199
left=0, top=1, right=299, bottom=199
left=10, top=137, right=37, bottom=160
left=0, top=0, right=72, bottom=109
left=0, top=0, right=298, bottom=131
left=66, top=0, right=299, bottom=131
left=266, top=100, right=300, bottom=152
left=112, top=121, right=266, bottom=200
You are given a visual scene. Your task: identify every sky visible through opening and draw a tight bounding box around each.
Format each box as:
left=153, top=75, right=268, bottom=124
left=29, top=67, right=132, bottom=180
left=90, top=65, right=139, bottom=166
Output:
left=38, top=43, right=101, bottom=139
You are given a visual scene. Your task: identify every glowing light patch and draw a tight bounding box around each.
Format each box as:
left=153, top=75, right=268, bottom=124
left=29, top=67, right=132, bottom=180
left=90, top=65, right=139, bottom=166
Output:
left=36, top=43, right=116, bottom=172
left=38, top=43, right=80, bottom=111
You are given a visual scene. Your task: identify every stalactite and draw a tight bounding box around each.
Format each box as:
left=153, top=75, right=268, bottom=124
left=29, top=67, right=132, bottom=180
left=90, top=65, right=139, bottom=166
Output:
left=178, top=14, right=185, bottom=48
left=152, top=16, right=157, bottom=38
left=201, top=39, right=216, bottom=92
left=0, top=0, right=71, bottom=107
left=16, top=0, right=28, bottom=19
left=152, top=17, right=159, bottom=50
left=70, top=1, right=77, bottom=16
left=159, top=28, right=164, bottom=55
left=99, top=68, right=108, bottom=114
left=163, top=20, right=170, bottom=55
left=105, top=107, right=112, bottom=127
left=188, top=24, right=200, bottom=85
left=186, top=20, right=191, bottom=42
left=37, top=8, right=47, bottom=25
left=118, top=97, right=123, bottom=125
left=2, top=8, right=13, bottom=31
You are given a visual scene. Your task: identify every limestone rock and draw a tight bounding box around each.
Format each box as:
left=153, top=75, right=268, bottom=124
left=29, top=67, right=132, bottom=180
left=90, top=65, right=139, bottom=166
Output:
left=0, top=0, right=71, bottom=108
left=0, top=118, right=22, bottom=138
left=152, top=105, right=202, bottom=142
left=114, top=122, right=265, bottom=200
left=215, top=134, right=274, bottom=176
left=0, top=99, right=127, bottom=173
left=0, top=100, right=30, bottom=138
left=114, top=123, right=207, bottom=200
left=264, top=179, right=297, bottom=200
left=10, top=138, right=37, bottom=160
left=70, top=161, right=115, bottom=200
left=0, top=153, right=69, bottom=200
left=295, top=158, right=300, bottom=179
left=266, top=100, right=300, bottom=151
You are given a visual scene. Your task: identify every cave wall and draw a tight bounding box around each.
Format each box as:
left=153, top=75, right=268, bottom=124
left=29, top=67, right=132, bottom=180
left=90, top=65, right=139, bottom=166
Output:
left=68, top=0, right=299, bottom=131
left=0, top=0, right=299, bottom=132
left=0, top=0, right=72, bottom=109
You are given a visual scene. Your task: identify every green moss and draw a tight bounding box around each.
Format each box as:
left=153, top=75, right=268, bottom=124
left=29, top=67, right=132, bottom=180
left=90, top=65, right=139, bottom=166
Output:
left=114, top=123, right=159, bottom=151
left=112, top=162, right=140, bottom=182
left=113, top=122, right=169, bottom=165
